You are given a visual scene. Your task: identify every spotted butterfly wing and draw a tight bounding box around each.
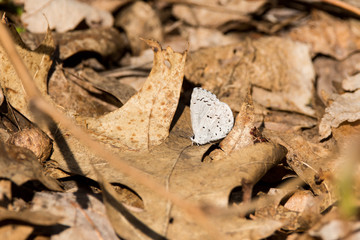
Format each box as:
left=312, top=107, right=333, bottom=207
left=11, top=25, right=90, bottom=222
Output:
left=190, top=87, right=234, bottom=145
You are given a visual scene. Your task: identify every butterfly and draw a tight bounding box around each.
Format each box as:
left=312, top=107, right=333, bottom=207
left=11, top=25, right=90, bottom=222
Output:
left=190, top=87, right=234, bottom=145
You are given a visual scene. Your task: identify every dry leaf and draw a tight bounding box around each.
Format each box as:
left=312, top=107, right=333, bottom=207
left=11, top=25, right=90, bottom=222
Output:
left=50, top=103, right=286, bottom=239
left=0, top=208, right=62, bottom=225
left=78, top=68, right=137, bottom=105
left=115, top=1, right=163, bottom=55
left=85, top=39, right=187, bottom=151
left=21, top=0, right=114, bottom=33
left=7, top=127, right=52, bottom=163
left=319, top=90, right=360, bottom=140
left=96, top=170, right=153, bottom=240
left=30, top=192, right=118, bottom=239
left=314, top=54, right=360, bottom=104
left=185, top=37, right=315, bottom=116
left=0, top=141, right=62, bottom=191
left=267, top=133, right=337, bottom=211
left=87, top=0, right=131, bottom=12
left=0, top=19, right=55, bottom=122
left=308, top=209, right=360, bottom=240
left=56, top=27, right=126, bottom=60
left=172, top=0, right=265, bottom=28
left=264, top=111, right=317, bottom=132
left=49, top=66, right=119, bottom=118
left=288, top=10, right=360, bottom=60
left=342, top=73, right=360, bottom=91
left=0, top=224, right=33, bottom=240
left=208, top=90, right=256, bottom=162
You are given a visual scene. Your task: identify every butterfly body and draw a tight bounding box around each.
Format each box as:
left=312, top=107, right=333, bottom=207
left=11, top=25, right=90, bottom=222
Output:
left=190, top=87, right=234, bottom=145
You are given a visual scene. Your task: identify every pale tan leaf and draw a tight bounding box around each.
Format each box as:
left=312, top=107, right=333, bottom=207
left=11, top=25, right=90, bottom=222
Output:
left=85, top=39, right=187, bottom=151
left=288, top=10, right=360, bottom=60
left=30, top=192, right=118, bottom=239
left=115, top=1, right=163, bottom=55
left=21, top=0, right=114, bottom=33
left=0, top=20, right=55, bottom=122
left=319, top=90, right=360, bottom=140
left=185, top=37, right=315, bottom=116
left=208, top=90, right=256, bottom=162
left=172, top=0, right=265, bottom=28
left=0, top=224, right=33, bottom=240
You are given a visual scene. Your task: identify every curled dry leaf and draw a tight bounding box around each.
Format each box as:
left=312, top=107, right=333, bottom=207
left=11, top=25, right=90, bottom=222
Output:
left=79, top=68, right=137, bottom=105
left=85, top=39, right=187, bottom=151
left=21, top=0, right=114, bottom=33
left=268, top=133, right=337, bottom=212
left=0, top=19, right=55, bottom=122
left=288, top=10, right=360, bottom=60
left=56, top=27, right=127, bottom=60
left=208, top=90, right=255, bottom=162
left=319, top=90, right=360, bottom=140
left=185, top=37, right=315, bottom=116
left=7, top=127, right=52, bottom=163
left=115, top=1, right=163, bottom=55
left=0, top=141, right=62, bottom=191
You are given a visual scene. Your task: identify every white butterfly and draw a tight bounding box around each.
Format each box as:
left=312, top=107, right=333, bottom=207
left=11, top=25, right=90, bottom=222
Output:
left=190, top=87, right=234, bottom=145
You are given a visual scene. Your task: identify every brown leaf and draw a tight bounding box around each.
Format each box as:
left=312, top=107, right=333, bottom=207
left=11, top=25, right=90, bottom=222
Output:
left=0, top=141, right=62, bottom=191
left=314, top=54, right=360, bottom=105
left=0, top=224, right=33, bottom=240
left=96, top=169, right=158, bottom=240
left=319, top=90, right=360, bottom=140
left=30, top=191, right=118, bottom=239
left=172, top=0, right=264, bottom=28
left=21, top=0, right=114, bottom=33
left=115, top=1, right=163, bottom=55
left=208, top=90, right=255, bottom=162
left=185, top=37, right=315, bottom=116
left=78, top=67, right=137, bottom=105
left=49, top=66, right=119, bottom=118
left=51, top=105, right=286, bottom=239
left=7, top=127, right=52, bottom=163
left=85, top=39, right=187, bottom=151
left=288, top=10, right=360, bottom=60
left=268, top=133, right=337, bottom=211
left=0, top=19, right=55, bottom=122
left=56, top=27, right=126, bottom=60
left=0, top=208, right=62, bottom=225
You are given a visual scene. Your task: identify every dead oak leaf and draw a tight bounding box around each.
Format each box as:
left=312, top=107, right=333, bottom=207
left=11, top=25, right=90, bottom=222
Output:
left=21, top=0, right=114, bottom=33
left=288, top=10, right=360, bottom=60
left=51, top=107, right=286, bottom=239
left=185, top=37, right=315, bottom=116
left=319, top=90, right=360, bottom=140
left=0, top=19, right=55, bottom=122
left=84, top=39, right=187, bottom=151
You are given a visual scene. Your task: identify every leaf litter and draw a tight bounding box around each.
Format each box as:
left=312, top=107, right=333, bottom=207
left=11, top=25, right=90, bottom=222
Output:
left=1, top=1, right=360, bottom=239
